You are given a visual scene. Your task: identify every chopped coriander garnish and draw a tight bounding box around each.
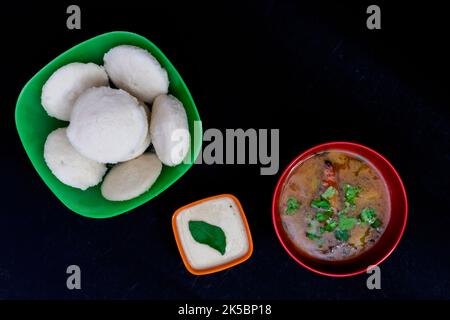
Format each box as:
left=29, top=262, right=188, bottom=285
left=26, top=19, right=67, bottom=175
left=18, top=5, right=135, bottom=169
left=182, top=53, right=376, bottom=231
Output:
left=339, top=202, right=351, bottom=215
left=338, top=213, right=358, bottom=231
left=311, top=198, right=331, bottom=210
left=321, top=186, right=336, bottom=200
left=371, top=218, right=382, bottom=228
left=325, top=218, right=338, bottom=231
left=305, top=182, right=374, bottom=243
left=306, top=219, right=321, bottom=240
left=344, top=184, right=361, bottom=206
left=334, top=229, right=349, bottom=242
left=311, top=186, right=335, bottom=210
left=360, top=207, right=377, bottom=225
left=331, top=213, right=357, bottom=242
left=316, top=209, right=333, bottom=222
left=306, top=232, right=321, bottom=240
left=285, top=197, right=300, bottom=215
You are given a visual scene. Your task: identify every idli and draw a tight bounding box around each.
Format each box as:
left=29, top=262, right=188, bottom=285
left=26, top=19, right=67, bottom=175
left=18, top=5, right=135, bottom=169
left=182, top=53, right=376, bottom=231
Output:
left=44, top=128, right=107, bottom=190
left=41, top=62, right=108, bottom=121
left=103, top=45, right=169, bottom=103
left=101, top=153, right=162, bottom=201
left=150, top=94, right=190, bottom=166
left=67, top=87, right=148, bottom=164
left=123, top=103, right=151, bottom=161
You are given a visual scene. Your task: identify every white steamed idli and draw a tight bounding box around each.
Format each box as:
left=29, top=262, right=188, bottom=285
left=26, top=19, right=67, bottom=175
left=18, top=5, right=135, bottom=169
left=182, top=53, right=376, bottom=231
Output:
left=101, top=153, right=162, bottom=201
left=41, top=62, right=109, bottom=121
left=103, top=45, right=169, bottom=103
left=150, top=94, right=190, bottom=166
left=44, top=128, right=107, bottom=190
left=67, top=87, right=148, bottom=164
left=123, top=103, right=151, bottom=161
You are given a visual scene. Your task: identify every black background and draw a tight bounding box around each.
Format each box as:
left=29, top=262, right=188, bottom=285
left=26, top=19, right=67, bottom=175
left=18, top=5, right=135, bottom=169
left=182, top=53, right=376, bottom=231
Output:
left=0, top=0, right=449, bottom=299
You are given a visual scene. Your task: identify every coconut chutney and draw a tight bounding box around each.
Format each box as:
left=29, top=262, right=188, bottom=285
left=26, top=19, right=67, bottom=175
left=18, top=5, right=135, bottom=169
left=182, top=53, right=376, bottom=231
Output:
left=175, top=195, right=251, bottom=271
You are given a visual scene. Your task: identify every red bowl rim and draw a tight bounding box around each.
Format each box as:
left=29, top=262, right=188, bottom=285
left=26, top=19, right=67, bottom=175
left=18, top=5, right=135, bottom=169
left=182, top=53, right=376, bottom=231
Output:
left=272, top=141, right=408, bottom=277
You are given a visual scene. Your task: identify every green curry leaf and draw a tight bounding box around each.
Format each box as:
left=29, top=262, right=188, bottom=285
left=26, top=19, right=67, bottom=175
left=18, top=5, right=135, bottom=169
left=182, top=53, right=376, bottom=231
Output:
left=189, top=220, right=227, bottom=255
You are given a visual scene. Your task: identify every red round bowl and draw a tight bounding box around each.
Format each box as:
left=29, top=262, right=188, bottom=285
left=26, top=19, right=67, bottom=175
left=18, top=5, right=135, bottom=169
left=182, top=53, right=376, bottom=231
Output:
left=272, top=142, right=408, bottom=277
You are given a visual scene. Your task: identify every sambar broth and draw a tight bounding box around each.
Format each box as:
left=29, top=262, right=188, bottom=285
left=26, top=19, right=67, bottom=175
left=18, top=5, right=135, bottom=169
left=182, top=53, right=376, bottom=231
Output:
left=279, top=151, right=390, bottom=261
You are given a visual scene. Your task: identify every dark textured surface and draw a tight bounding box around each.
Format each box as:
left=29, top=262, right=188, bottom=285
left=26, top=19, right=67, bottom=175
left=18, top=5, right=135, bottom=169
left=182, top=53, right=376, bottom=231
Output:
left=0, top=1, right=449, bottom=299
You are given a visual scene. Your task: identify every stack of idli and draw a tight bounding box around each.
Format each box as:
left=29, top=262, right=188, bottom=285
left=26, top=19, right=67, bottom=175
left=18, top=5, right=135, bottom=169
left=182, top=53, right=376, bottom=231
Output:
left=41, top=45, right=190, bottom=201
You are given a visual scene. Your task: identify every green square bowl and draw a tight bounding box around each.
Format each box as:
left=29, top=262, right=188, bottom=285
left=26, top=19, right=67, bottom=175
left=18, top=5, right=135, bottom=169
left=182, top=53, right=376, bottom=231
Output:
left=15, top=31, right=202, bottom=219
